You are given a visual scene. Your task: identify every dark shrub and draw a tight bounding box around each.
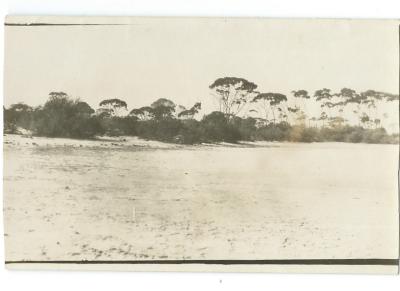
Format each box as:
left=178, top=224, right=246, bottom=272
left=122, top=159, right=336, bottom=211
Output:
left=4, top=103, right=35, bottom=133
left=362, top=128, right=389, bottom=144
left=255, top=122, right=291, bottom=141
left=32, top=93, right=102, bottom=138
left=136, top=118, right=182, bottom=142
left=344, top=127, right=364, bottom=143
left=231, top=117, right=257, bottom=141
left=100, top=116, right=137, bottom=136
left=178, top=119, right=202, bottom=144
left=200, top=112, right=241, bottom=143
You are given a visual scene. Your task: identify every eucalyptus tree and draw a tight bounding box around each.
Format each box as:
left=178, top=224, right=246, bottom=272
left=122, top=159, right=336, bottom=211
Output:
left=384, top=93, right=400, bottom=102
left=291, top=90, right=310, bottom=125
left=209, top=77, right=258, bottom=118
left=49, top=91, right=68, bottom=100
left=174, top=105, right=187, bottom=118
left=314, top=88, right=335, bottom=125
left=276, top=107, right=289, bottom=124
left=341, top=90, right=364, bottom=126
left=357, top=90, right=386, bottom=129
left=328, top=116, right=346, bottom=128
left=75, top=101, right=95, bottom=117
left=334, top=88, right=358, bottom=119
left=287, top=106, right=300, bottom=125
left=8, top=103, right=33, bottom=113
left=150, top=98, right=176, bottom=120
left=251, top=92, right=287, bottom=124
left=151, top=98, right=176, bottom=109
left=373, top=118, right=381, bottom=129
left=360, top=90, right=378, bottom=108
left=178, top=102, right=202, bottom=119
left=318, top=111, right=328, bottom=127
left=98, top=98, right=128, bottom=117
left=360, top=113, right=372, bottom=128
left=7, top=103, right=34, bottom=123
left=309, top=116, right=318, bottom=127
left=129, top=106, right=155, bottom=121
left=357, top=90, right=399, bottom=129
left=34, top=92, right=101, bottom=138
left=292, top=89, right=310, bottom=106
left=314, top=88, right=332, bottom=102
left=4, top=102, right=34, bottom=131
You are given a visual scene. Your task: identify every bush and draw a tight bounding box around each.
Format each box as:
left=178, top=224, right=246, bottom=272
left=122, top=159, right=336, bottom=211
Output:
left=69, top=116, right=105, bottom=138
left=136, top=118, right=182, bottom=142
left=344, top=127, right=364, bottom=143
left=231, top=117, right=257, bottom=141
left=199, top=112, right=241, bottom=143
left=362, top=128, right=389, bottom=144
left=100, top=116, right=137, bottom=136
left=255, top=122, right=290, bottom=141
left=4, top=103, right=35, bottom=133
left=178, top=119, right=202, bottom=144
left=288, top=125, right=319, bottom=142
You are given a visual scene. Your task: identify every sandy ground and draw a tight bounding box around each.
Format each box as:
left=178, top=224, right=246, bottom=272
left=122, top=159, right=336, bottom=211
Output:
left=3, top=134, right=399, bottom=262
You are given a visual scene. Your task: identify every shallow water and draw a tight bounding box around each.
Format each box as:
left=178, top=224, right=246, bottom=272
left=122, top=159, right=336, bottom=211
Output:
left=3, top=135, right=399, bottom=261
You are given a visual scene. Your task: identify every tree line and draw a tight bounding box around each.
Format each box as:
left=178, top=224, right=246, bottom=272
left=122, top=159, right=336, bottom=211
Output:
left=4, top=77, right=399, bottom=144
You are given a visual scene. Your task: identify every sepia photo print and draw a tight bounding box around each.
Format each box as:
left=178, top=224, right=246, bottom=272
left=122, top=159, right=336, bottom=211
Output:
left=3, top=16, right=400, bottom=273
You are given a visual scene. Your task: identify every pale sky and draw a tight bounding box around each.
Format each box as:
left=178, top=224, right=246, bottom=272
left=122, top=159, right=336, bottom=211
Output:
left=4, top=17, right=399, bottom=114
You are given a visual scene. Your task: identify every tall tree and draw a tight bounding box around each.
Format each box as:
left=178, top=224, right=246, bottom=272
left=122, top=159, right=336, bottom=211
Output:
left=75, top=101, right=95, bottom=116
left=98, top=98, right=128, bottom=117
left=333, top=88, right=358, bottom=119
left=292, top=89, right=310, bottom=104
left=150, top=98, right=176, bottom=120
left=129, top=106, right=155, bottom=121
left=151, top=98, right=176, bottom=109
left=251, top=93, right=287, bottom=124
left=175, top=105, right=187, bottom=118
left=36, top=92, right=77, bottom=136
left=291, top=90, right=310, bottom=124
left=318, top=111, right=328, bottom=127
left=4, top=103, right=34, bottom=132
left=314, top=88, right=335, bottom=124
left=209, top=77, right=258, bottom=117
left=178, top=102, right=202, bottom=119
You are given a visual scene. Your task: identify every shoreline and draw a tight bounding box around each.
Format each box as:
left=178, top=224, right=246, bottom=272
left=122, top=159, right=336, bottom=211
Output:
left=3, top=133, right=398, bottom=150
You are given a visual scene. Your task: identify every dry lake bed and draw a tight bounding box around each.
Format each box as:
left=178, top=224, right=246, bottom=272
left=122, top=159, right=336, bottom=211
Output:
left=3, top=134, right=399, bottom=262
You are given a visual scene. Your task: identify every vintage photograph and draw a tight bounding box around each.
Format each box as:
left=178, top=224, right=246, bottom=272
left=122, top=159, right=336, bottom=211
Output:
left=3, top=16, right=399, bottom=273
